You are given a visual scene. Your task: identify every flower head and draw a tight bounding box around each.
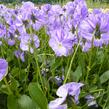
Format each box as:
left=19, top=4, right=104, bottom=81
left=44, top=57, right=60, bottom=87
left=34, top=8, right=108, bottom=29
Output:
left=0, top=59, right=8, bottom=81
left=49, top=29, right=76, bottom=56
left=49, top=82, right=84, bottom=109
left=79, top=11, right=109, bottom=51
left=14, top=50, right=25, bottom=62
left=20, top=34, right=40, bottom=52
left=0, top=24, right=6, bottom=38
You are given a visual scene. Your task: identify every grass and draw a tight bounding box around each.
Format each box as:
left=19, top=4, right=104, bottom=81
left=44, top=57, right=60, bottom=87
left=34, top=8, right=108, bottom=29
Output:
left=87, top=0, right=109, bottom=8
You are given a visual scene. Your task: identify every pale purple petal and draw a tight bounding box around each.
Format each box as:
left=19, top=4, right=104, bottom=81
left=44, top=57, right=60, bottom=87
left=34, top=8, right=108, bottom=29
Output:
left=8, top=39, right=15, bottom=46
left=49, top=104, right=67, bottom=109
left=49, top=97, right=66, bottom=109
left=20, top=52, right=25, bottom=62
left=0, top=59, right=8, bottom=81
left=56, top=86, right=68, bottom=98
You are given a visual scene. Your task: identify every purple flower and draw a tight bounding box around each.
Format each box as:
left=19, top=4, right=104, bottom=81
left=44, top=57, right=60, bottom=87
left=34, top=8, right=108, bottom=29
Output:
left=49, top=29, right=76, bottom=56
left=32, top=21, right=43, bottom=31
left=82, top=41, right=91, bottom=52
left=20, top=52, right=25, bottom=62
left=63, top=0, right=88, bottom=29
left=21, top=1, right=34, bottom=12
left=63, top=2, right=75, bottom=15
left=79, top=12, right=109, bottom=50
left=54, top=76, right=63, bottom=86
left=41, top=4, right=51, bottom=13
left=20, top=34, right=31, bottom=51
left=48, top=5, right=63, bottom=16
left=8, top=39, right=15, bottom=46
left=0, top=59, right=8, bottom=81
left=0, top=24, right=6, bottom=38
left=20, top=2, right=35, bottom=20
left=56, top=82, right=84, bottom=104
left=14, top=50, right=25, bottom=62
left=49, top=97, right=67, bottom=109
left=49, top=82, right=84, bottom=109
left=20, top=34, right=40, bottom=52
left=33, top=34, right=40, bottom=48
left=85, top=95, right=98, bottom=108
left=0, top=4, right=7, bottom=17
left=73, top=0, right=88, bottom=28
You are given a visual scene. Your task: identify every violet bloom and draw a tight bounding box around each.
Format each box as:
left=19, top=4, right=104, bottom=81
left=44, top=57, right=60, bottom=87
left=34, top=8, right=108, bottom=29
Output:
left=63, top=1, right=75, bottom=15
left=85, top=95, right=98, bottom=108
left=0, top=4, right=7, bottom=16
left=14, top=50, right=25, bottom=62
left=46, top=5, right=65, bottom=32
left=0, top=59, right=8, bottom=81
left=20, top=34, right=31, bottom=51
left=41, top=4, right=51, bottom=13
left=63, top=0, right=88, bottom=28
left=48, top=5, right=63, bottom=17
left=8, top=39, right=15, bottom=46
left=79, top=12, right=109, bottom=51
left=20, top=1, right=35, bottom=20
left=32, top=8, right=46, bottom=26
left=3, top=8, right=14, bottom=26
left=82, top=41, right=91, bottom=52
left=32, top=21, right=43, bottom=31
left=49, top=29, right=76, bottom=56
left=73, top=0, right=88, bottom=28
left=49, top=82, right=84, bottom=109
left=20, top=34, right=40, bottom=52
left=0, top=24, right=6, bottom=38
left=54, top=76, right=63, bottom=86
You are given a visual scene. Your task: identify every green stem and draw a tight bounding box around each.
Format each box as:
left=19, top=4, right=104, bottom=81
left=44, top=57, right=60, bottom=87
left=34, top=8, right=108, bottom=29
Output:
left=17, top=58, right=21, bottom=79
left=34, top=50, right=44, bottom=90
left=85, top=40, right=94, bottom=82
left=63, top=41, right=80, bottom=84
left=98, top=46, right=107, bottom=75
left=3, top=78, right=12, bottom=95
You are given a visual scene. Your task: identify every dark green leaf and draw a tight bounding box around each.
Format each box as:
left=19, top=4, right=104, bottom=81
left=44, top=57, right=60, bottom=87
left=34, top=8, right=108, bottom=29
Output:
left=28, top=83, right=48, bottom=109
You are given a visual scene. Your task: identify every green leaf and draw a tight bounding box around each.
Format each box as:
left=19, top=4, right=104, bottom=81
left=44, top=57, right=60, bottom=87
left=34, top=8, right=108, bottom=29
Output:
left=7, top=95, right=18, bottom=109
left=17, top=95, right=37, bottom=109
left=7, top=94, right=38, bottom=109
left=100, top=70, right=109, bottom=84
left=72, top=65, right=82, bottom=82
left=28, top=83, right=48, bottom=109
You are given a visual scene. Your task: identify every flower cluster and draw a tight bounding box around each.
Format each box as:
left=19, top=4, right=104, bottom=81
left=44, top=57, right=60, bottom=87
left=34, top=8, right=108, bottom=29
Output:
left=0, top=0, right=109, bottom=55
left=0, top=0, right=88, bottom=58
left=79, top=9, right=109, bottom=51
left=0, top=0, right=109, bottom=56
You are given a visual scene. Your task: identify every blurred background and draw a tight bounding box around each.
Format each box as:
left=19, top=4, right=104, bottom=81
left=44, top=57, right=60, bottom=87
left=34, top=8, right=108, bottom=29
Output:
left=0, top=0, right=109, bottom=8
left=0, top=0, right=69, bottom=4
